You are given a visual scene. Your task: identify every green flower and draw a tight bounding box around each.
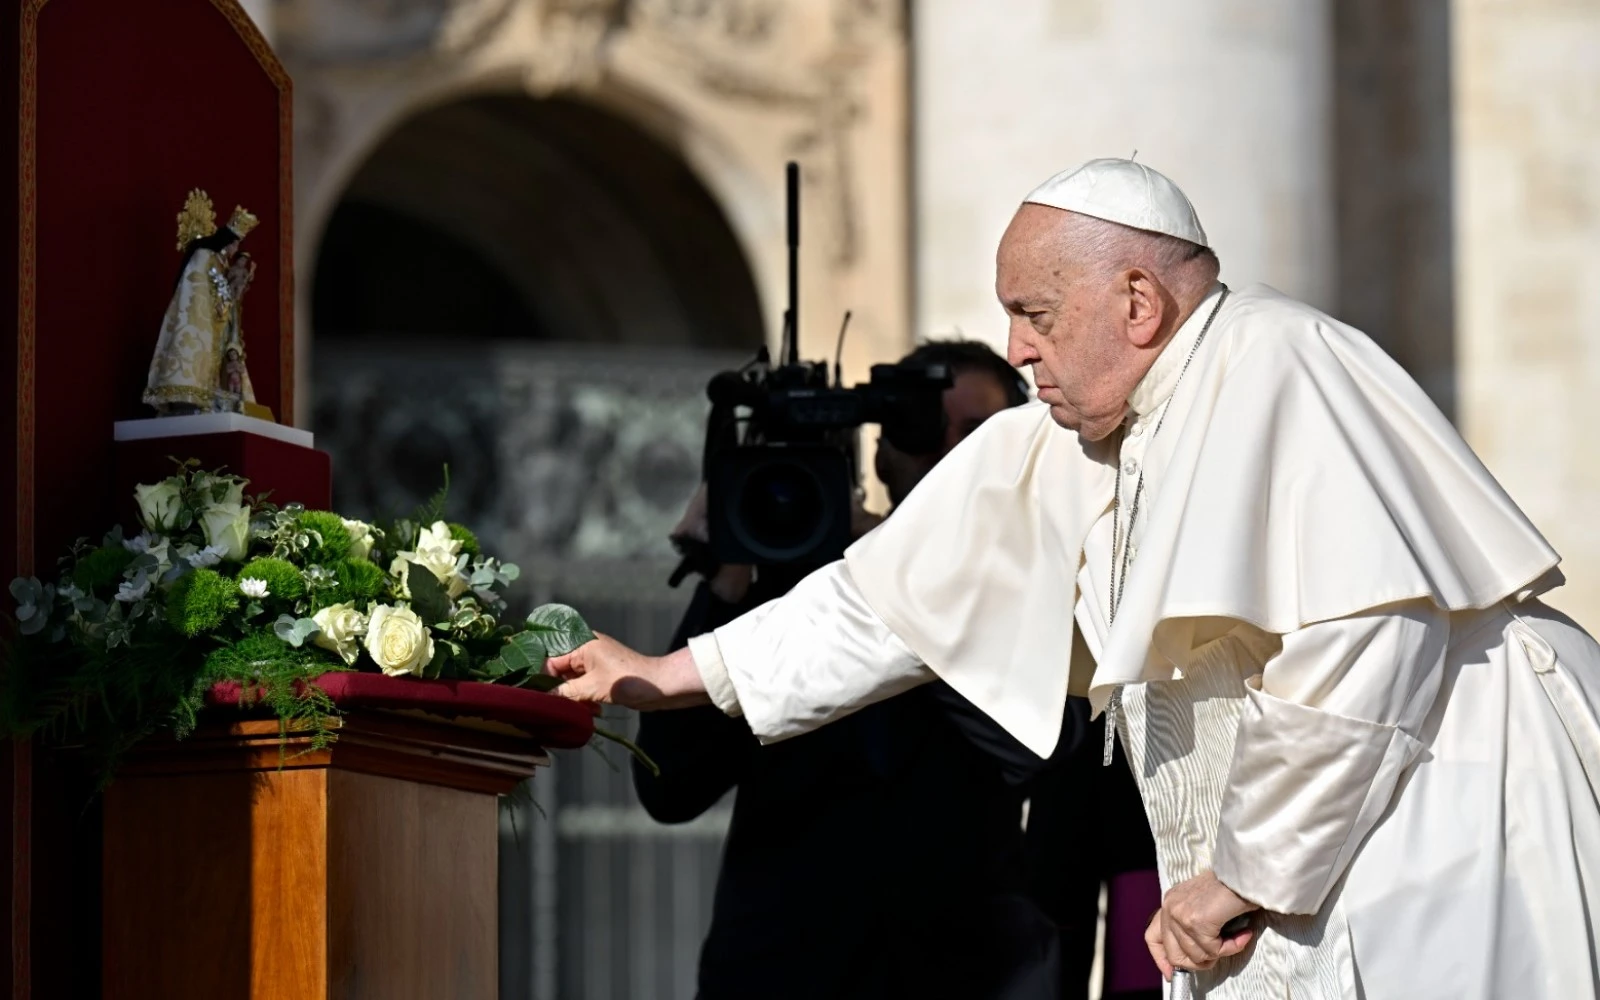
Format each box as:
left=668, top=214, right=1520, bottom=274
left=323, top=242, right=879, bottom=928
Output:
left=238, top=558, right=304, bottom=604
left=447, top=523, right=481, bottom=558
left=294, top=511, right=352, bottom=566
left=334, top=559, right=387, bottom=604
left=72, top=546, right=136, bottom=594
left=165, top=569, right=240, bottom=637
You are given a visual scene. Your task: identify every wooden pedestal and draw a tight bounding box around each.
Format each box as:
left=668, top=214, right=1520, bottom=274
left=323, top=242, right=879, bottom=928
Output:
left=101, top=713, right=549, bottom=999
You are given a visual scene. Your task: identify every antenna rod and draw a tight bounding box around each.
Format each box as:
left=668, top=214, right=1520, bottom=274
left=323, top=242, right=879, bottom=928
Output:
left=833, top=310, right=852, bottom=387
left=785, top=161, right=800, bottom=367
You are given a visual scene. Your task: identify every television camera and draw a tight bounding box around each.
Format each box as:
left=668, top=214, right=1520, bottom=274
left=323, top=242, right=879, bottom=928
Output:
left=670, top=163, right=953, bottom=586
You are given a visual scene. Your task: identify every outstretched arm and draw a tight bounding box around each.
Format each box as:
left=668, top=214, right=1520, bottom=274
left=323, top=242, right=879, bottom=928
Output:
left=550, top=561, right=935, bottom=742
left=546, top=640, right=709, bottom=709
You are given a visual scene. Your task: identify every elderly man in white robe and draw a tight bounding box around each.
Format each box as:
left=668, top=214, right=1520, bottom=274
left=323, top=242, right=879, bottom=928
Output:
left=550, top=159, right=1600, bottom=999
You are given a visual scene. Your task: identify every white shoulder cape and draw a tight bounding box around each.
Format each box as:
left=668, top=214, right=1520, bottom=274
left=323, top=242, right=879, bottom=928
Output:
left=844, top=285, right=1560, bottom=757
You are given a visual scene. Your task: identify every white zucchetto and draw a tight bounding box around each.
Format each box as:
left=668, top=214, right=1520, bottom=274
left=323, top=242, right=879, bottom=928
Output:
left=1024, top=158, right=1209, bottom=248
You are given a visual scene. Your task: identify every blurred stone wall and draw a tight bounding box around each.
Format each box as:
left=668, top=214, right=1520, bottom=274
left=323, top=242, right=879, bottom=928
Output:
left=1454, top=0, right=1600, bottom=624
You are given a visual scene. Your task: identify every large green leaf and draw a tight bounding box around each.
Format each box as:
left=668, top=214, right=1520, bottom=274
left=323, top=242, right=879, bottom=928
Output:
left=479, top=630, right=549, bottom=680
left=522, top=604, right=595, bottom=658
left=518, top=673, right=564, bottom=693
left=405, top=562, right=452, bottom=627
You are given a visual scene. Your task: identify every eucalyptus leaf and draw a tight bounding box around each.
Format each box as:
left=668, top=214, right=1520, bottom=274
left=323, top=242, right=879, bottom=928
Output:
left=499, top=563, right=521, bottom=582
left=522, top=604, right=596, bottom=657
left=10, top=577, right=37, bottom=603
left=273, top=614, right=321, bottom=648
left=17, top=610, right=47, bottom=636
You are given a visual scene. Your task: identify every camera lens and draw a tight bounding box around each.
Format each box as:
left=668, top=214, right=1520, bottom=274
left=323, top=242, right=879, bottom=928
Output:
left=737, top=461, right=826, bottom=553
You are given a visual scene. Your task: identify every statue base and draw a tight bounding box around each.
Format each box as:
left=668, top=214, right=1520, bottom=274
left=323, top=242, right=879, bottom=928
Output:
left=113, top=413, right=332, bottom=515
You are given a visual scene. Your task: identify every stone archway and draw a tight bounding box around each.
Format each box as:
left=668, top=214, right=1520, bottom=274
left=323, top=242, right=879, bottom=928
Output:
left=310, top=91, right=763, bottom=535
left=312, top=92, right=764, bottom=349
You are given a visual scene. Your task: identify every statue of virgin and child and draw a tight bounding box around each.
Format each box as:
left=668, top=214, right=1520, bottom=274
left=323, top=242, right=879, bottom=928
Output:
left=143, top=188, right=269, bottom=419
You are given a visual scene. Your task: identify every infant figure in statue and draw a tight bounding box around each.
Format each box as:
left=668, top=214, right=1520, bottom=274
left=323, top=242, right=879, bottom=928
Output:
left=144, top=188, right=260, bottom=415
left=216, top=250, right=259, bottom=414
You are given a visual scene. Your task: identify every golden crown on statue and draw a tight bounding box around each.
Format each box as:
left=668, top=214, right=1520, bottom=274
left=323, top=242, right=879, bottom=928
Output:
left=174, top=188, right=217, bottom=249
left=225, top=205, right=259, bottom=239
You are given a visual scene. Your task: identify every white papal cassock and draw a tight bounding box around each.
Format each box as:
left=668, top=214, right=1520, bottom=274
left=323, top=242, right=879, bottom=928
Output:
left=685, top=284, right=1600, bottom=999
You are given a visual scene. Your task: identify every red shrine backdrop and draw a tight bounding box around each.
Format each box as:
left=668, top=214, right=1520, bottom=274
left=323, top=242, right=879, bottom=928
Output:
left=0, top=2, right=292, bottom=997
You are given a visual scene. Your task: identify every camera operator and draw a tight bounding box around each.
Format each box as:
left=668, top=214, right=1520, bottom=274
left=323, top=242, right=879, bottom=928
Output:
left=634, top=341, right=1069, bottom=1000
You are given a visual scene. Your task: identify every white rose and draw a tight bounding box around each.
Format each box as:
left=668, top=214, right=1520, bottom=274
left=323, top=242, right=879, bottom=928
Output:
left=133, top=479, right=183, bottom=533
left=219, top=480, right=246, bottom=507
left=313, top=601, right=369, bottom=666
left=343, top=518, right=375, bottom=562
left=363, top=604, right=434, bottom=677
left=389, top=521, right=468, bottom=599
left=200, top=503, right=251, bottom=562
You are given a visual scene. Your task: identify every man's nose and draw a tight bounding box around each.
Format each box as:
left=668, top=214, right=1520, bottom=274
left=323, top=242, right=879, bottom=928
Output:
left=1007, top=321, right=1038, bottom=368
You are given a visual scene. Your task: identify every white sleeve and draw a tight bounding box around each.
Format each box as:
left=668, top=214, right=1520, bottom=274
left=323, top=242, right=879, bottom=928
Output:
left=685, top=560, right=934, bottom=742
left=1211, top=599, right=1447, bottom=915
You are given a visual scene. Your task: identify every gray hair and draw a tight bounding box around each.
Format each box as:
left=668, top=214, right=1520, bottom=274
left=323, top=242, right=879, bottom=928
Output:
left=1059, top=212, right=1220, bottom=297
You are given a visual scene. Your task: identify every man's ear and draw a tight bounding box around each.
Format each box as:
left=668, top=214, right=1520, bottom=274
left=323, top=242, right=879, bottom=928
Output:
left=1124, top=269, right=1165, bottom=348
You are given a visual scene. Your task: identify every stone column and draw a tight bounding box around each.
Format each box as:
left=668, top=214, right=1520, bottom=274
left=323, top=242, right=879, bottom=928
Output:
left=912, top=0, right=1335, bottom=352
left=1454, top=0, right=1600, bottom=624
left=1333, top=0, right=1455, bottom=417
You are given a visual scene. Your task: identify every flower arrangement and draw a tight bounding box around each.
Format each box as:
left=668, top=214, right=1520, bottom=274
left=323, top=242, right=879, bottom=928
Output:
left=1, top=461, right=633, bottom=784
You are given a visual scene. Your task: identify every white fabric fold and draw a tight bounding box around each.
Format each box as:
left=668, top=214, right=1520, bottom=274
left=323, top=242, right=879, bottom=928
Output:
left=688, top=632, right=743, bottom=717
left=1210, top=600, right=1445, bottom=914
left=844, top=403, right=1114, bottom=758
left=1097, top=287, right=1560, bottom=711
left=1212, top=678, right=1426, bottom=915
left=704, top=561, right=932, bottom=742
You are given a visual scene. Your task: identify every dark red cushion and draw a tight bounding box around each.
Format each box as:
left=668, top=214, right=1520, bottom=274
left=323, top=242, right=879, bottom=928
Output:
left=207, top=672, right=594, bottom=749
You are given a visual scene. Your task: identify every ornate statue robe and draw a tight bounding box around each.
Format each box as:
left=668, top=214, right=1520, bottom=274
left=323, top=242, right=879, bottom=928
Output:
left=145, top=249, right=231, bottom=411
left=686, top=284, right=1600, bottom=999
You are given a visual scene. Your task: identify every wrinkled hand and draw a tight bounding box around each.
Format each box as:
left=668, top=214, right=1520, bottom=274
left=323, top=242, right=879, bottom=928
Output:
left=546, top=636, right=711, bottom=711
left=1147, top=870, right=1257, bottom=978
